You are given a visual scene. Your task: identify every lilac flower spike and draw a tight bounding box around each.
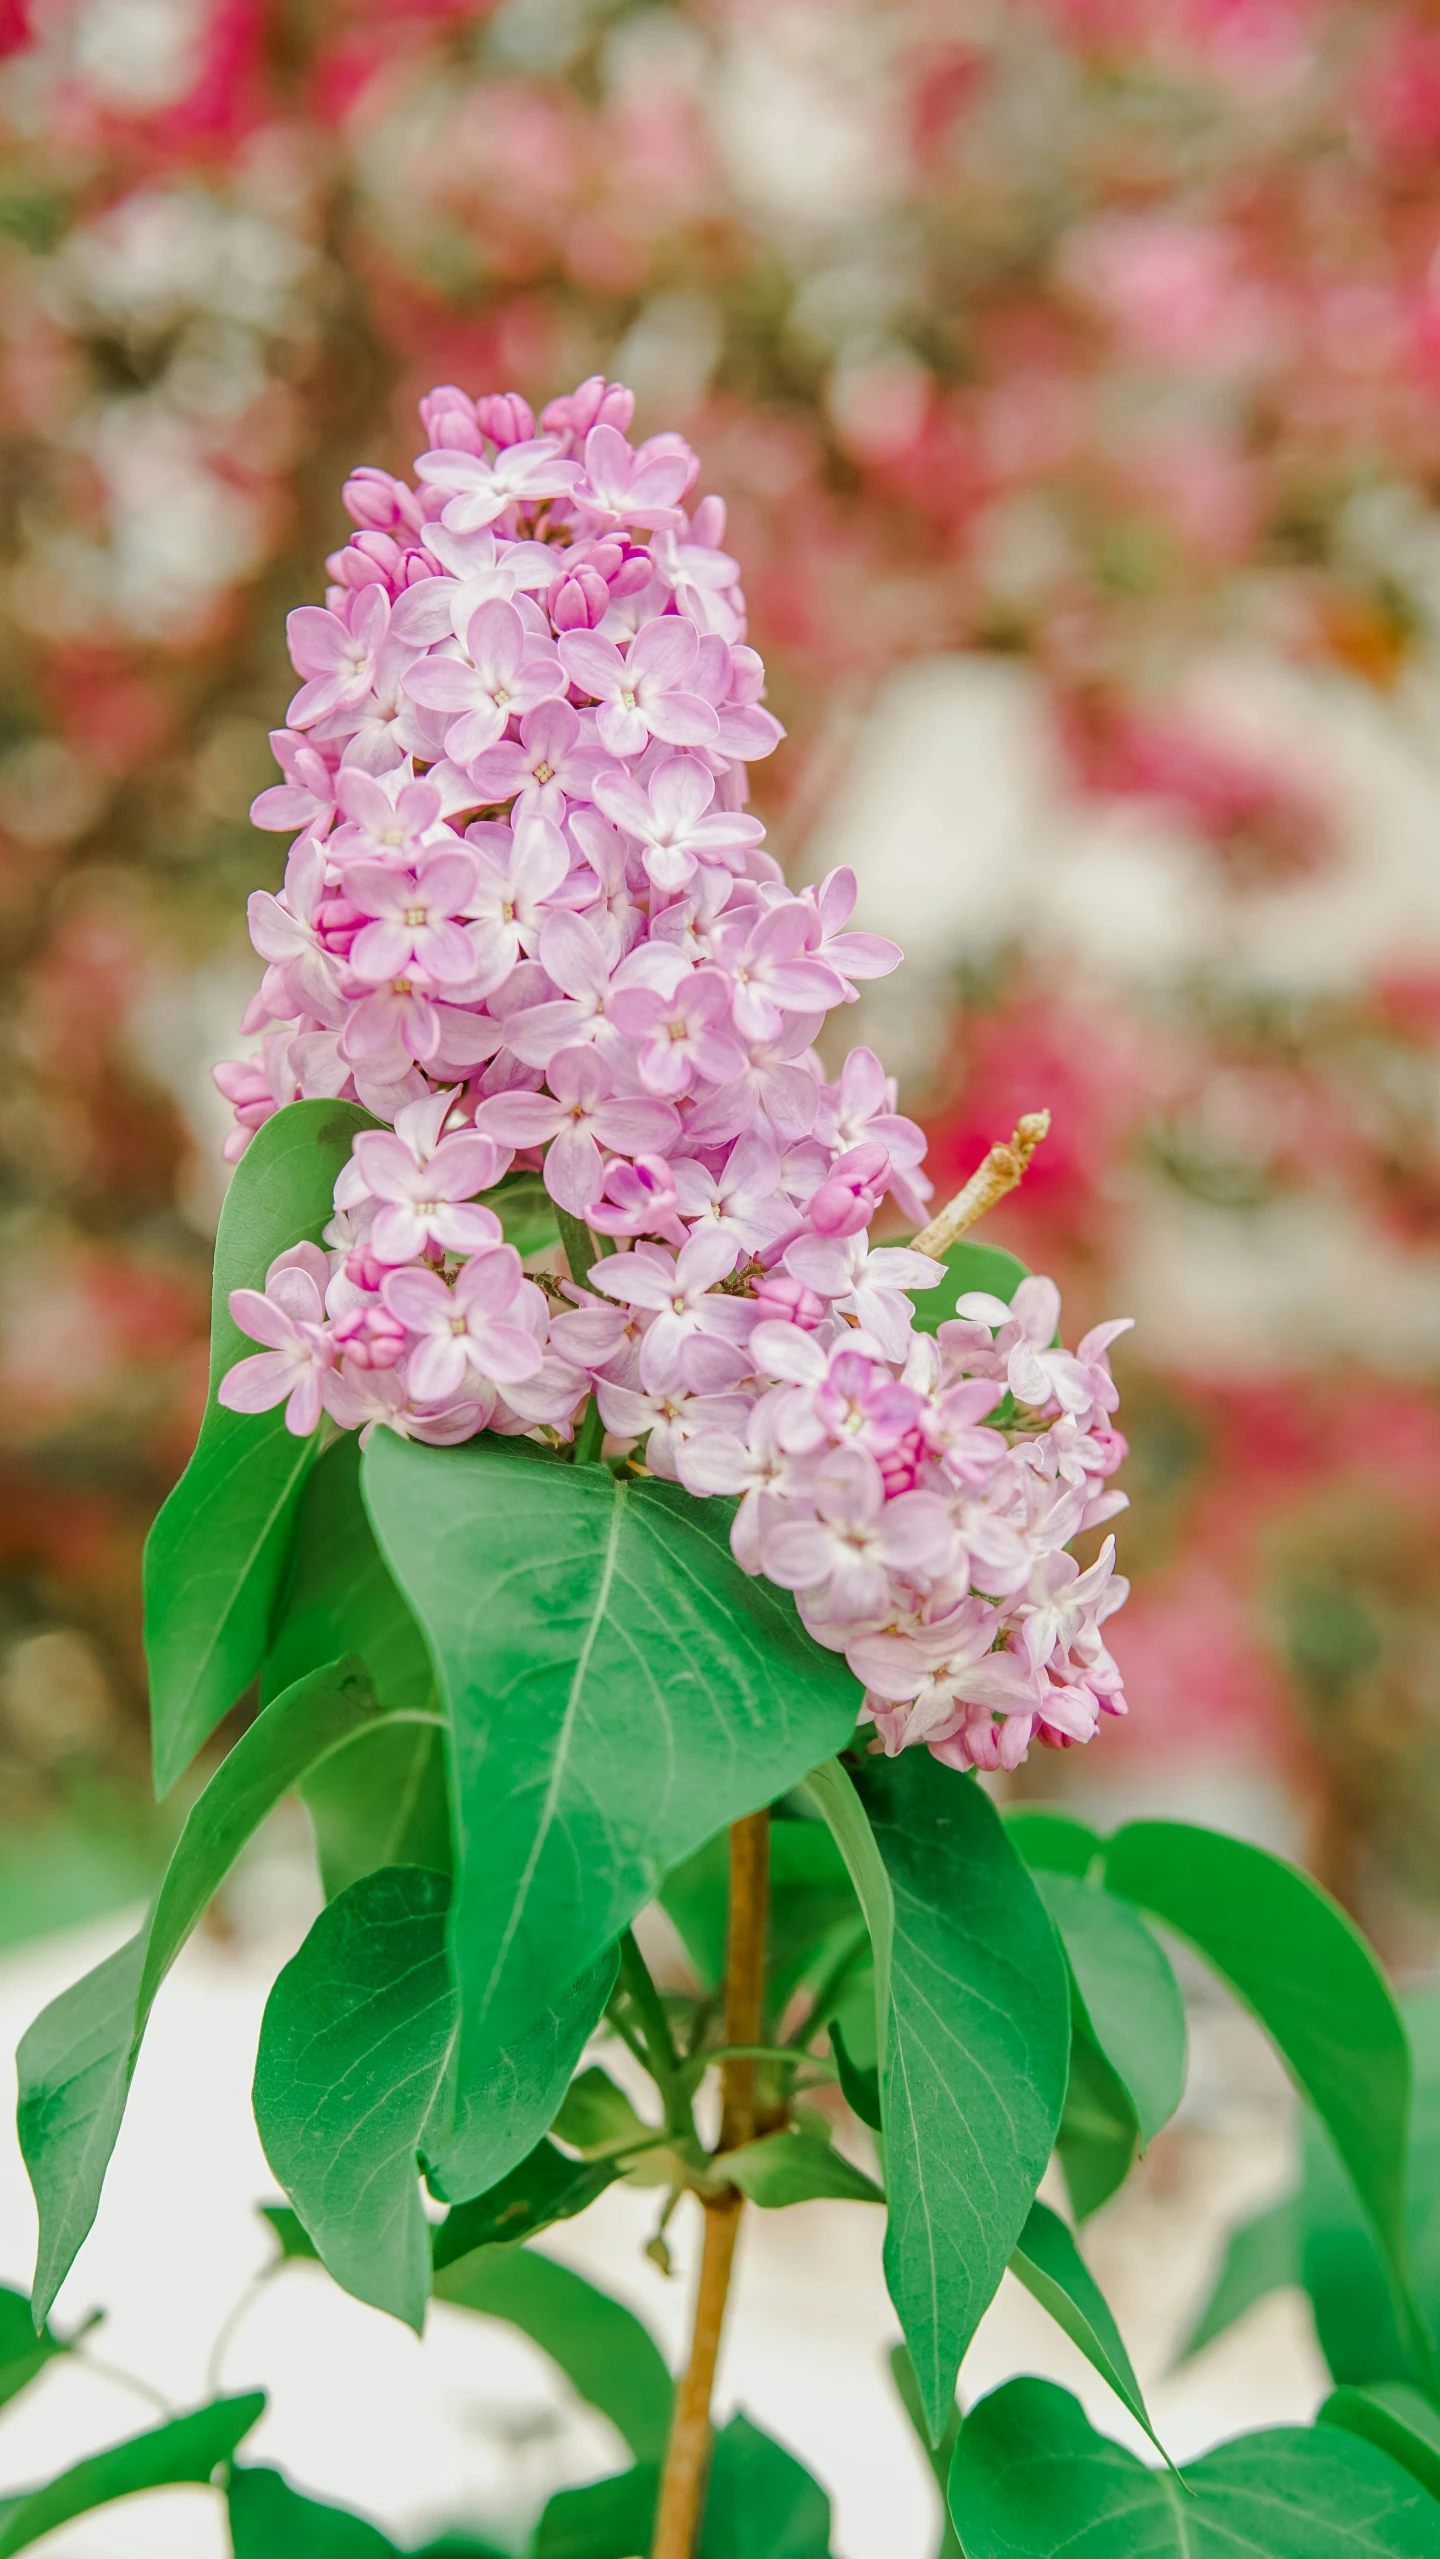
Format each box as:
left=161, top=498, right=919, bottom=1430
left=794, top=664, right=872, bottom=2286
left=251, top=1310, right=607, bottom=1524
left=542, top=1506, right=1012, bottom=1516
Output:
left=217, top=371, right=1134, bottom=1773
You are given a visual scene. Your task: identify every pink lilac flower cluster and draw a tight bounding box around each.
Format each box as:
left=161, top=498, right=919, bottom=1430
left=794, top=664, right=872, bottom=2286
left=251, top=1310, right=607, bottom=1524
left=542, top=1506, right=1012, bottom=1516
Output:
left=215, top=376, right=1133, bottom=1772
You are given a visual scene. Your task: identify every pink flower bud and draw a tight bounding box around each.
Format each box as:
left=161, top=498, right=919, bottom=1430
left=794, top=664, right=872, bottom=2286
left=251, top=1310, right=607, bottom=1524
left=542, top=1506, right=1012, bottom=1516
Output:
left=752, top=1272, right=827, bottom=1329
left=588, top=1154, right=682, bottom=1236
left=333, top=1298, right=407, bottom=1368
left=542, top=374, right=635, bottom=444
left=476, top=392, right=536, bottom=446
left=808, top=1142, right=891, bottom=1236
left=548, top=563, right=612, bottom=630
left=419, top=384, right=482, bottom=451
left=342, top=467, right=422, bottom=533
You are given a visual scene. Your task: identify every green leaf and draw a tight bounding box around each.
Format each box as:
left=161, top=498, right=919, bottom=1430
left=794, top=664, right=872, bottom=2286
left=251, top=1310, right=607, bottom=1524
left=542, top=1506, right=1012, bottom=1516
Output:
left=1055, top=2010, right=1140, bottom=2220
left=144, top=1100, right=373, bottom=1794
left=254, top=1865, right=454, bottom=2329
left=0, top=2288, right=63, bottom=2412
left=1003, top=1809, right=1102, bottom=1876
left=432, top=2142, right=616, bottom=2269
left=698, top=2413, right=833, bottom=2559
left=253, top=1867, right=615, bottom=2326
left=19, top=1657, right=399, bottom=2321
left=264, top=1436, right=449, bottom=1901
left=533, top=2466, right=657, bottom=2559
left=531, top=2418, right=832, bottom=2559
left=433, top=2245, right=673, bottom=2466
left=259, top=2203, right=320, bottom=2263
left=805, top=1757, right=1070, bottom=2442
left=889, top=2344, right=963, bottom=2559
left=722, top=2124, right=883, bottom=2208
left=551, top=2067, right=648, bottom=2158
left=1321, top=2385, right=1440, bottom=2505
left=0, top=2394, right=264, bottom=2557
left=1292, top=1989, right=1440, bottom=2390
left=361, top=1435, right=858, bottom=2079
left=828, top=2017, right=881, bottom=2131
left=1177, top=2193, right=1301, bottom=2363
left=948, top=2377, right=1440, bottom=2558
left=1105, top=1822, right=1426, bottom=2373
left=1035, top=1872, right=1187, bottom=2148
left=908, top=1237, right=1030, bottom=1339
left=228, top=2465, right=398, bottom=2557
left=1009, top=2200, right=1163, bottom=2453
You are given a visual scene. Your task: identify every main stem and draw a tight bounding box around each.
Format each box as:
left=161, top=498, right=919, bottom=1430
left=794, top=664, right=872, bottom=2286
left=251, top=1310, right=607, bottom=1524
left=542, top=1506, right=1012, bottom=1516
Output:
left=650, top=1809, right=770, bottom=2559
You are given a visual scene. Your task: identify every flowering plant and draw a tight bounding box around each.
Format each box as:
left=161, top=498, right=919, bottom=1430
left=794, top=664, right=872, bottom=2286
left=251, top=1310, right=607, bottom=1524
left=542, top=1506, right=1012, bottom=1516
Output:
left=11, top=384, right=1440, bottom=2559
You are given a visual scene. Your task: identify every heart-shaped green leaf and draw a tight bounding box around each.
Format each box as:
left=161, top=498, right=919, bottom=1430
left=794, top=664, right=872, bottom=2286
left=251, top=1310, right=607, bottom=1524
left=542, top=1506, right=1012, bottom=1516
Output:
left=144, top=1100, right=373, bottom=1794
left=253, top=1864, right=615, bottom=2327
left=949, top=2377, right=1440, bottom=2557
left=361, top=1434, right=858, bottom=2081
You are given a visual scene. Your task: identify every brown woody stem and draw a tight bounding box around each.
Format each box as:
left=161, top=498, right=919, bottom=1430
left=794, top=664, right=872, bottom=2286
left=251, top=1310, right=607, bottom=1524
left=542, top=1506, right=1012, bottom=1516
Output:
left=650, top=1810, right=770, bottom=2559
left=909, top=1110, right=1051, bottom=1261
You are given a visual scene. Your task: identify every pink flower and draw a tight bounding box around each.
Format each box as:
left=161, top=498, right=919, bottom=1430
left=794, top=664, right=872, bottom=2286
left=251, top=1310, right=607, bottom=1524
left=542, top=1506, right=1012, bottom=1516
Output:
left=807, top=1141, right=892, bottom=1238
left=287, top=587, right=391, bottom=729
left=570, top=423, right=696, bottom=531
left=588, top=1153, right=687, bottom=1242
left=414, top=436, right=581, bottom=530
left=593, top=755, right=766, bottom=892
left=782, top=1234, right=942, bottom=1362
left=757, top=1445, right=955, bottom=1618
left=474, top=1044, right=679, bottom=1214
left=347, top=1108, right=507, bottom=1263
left=588, top=1228, right=752, bottom=1390
left=712, top=900, right=846, bottom=1043
left=956, top=1275, right=1099, bottom=1415
left=381, top=1247, right=543, bottom=1400
left=816, top=1047, right=930, bottom=1225
left=558, top=618, right=720, bottom=758
left=460, top=700, right=605, bottom=820
left=671, top=1133, right=799, bottom=1258
left=609, top=966, right=746, bottom=1098
left=463, top=812, right=571, bottom=981
left=343, top=849, right=480, bottom=986
left=327, top=768, right=459, bottom=872
left=403, top=598, right=566, bottom=769
left=219, top=1247, right=335, bottom=1437
left=803, top=869, right=902, bottom=999
left=250, top=731, right=339, bottom=837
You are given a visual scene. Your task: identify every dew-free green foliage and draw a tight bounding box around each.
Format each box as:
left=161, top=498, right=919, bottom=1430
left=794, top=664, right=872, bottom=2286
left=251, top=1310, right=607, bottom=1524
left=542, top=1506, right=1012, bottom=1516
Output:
left=1054, top=2007, right=1142, bottom=2221
left=432, top=2245, right=674, bottom=2467
left=253, top=1864, right=615, bottom=2326
left=533, top=2413, right=832, bottom=2559
left=1322, top=2387, right=1440, bottom=2506
left=1180, top=2192, right=1302, bottom=2362
left=1008, top=2202, right=1162, bottom=2452
left=431, top=2141, right=617, bottom=2266
left=19, top=1656, right=403, bottom=2320
left=805, top=1756, right=1070, bottom=2441
left=1033, top=1870, right=1187, bottom=2148
left=0, top=2395, right=264, bottom=2557
left=1182, top=1992, right=1440, bottom=2390
left=361, top=1432, right=859, bottom=2079
left=1105, top=1822, right=1427, bottom=2369
left=228, top=2466, right=510, bottom=2558
left=144, top=1100, right=374, bottom=1794
left=722, top=2123, right=884, bottom=2207
left=264, top=1436, right=450, bottom=1897
left=0, top=2289, right=63, bottom=2413
left=948, top=2378, right=1440, bottom=2558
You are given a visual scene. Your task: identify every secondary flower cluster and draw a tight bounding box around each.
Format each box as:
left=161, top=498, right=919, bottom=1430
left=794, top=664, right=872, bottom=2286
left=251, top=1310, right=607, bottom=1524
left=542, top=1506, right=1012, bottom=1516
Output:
left=216, top=376, right=1132, bottom=1771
